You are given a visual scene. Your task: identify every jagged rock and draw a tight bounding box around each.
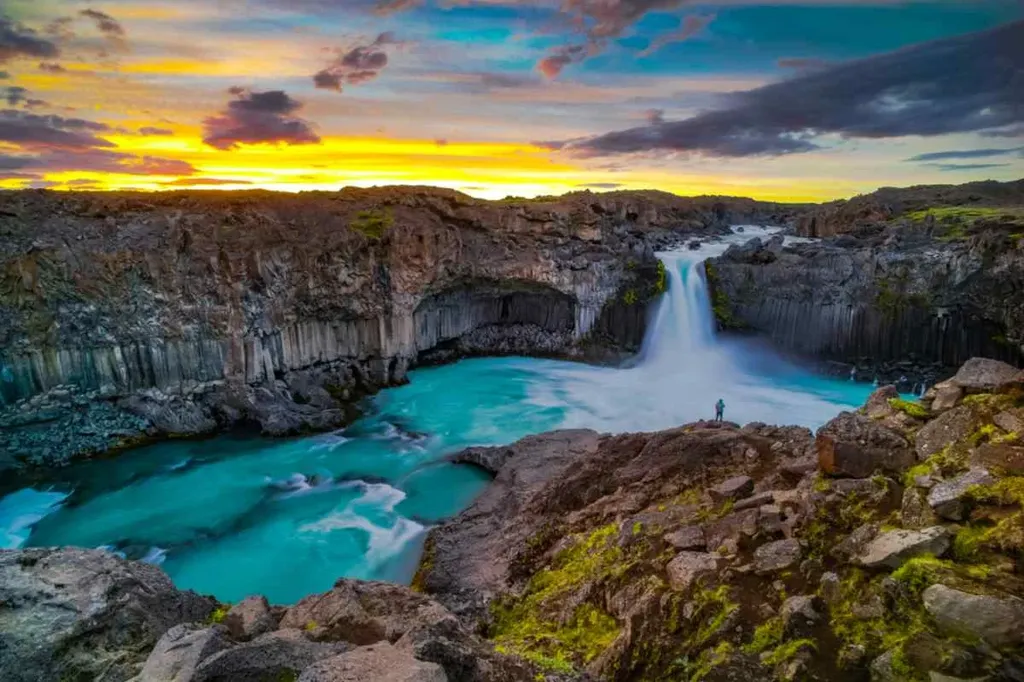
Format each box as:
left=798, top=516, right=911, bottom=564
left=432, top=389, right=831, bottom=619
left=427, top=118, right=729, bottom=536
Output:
left=395, top=618, right=533, bottom=682
left=923, top=584, right=1024, bottom=648
left=870, top=650, right=902, bottom=682
left=709, top=475, right=754, bottom=502
left=298, top=642, right=448, bottom=682
left=833, top=523, right=880, bottom=563
left=928, top=673, right=990, bottom=682
left=856, top=527, right=952, bottom=569
left=993, top=408, right=1024, bottom=434
left=753, top=538, right=802, bottom=575
left=664, top=525, right=705, bottom=550
left=780, top=595, right=823, bottom=637
left=916, top=406, right=978, bottom=460
left=757, top=504, right=785, bottom=535
left=819, top=572, right=841, bottom=605
left=972, top=443, right=1024, bottom=474
left=193, top=629, right=351, bottom=681
left=0, top=548, right=216, bottom=682
left=734, top=490, right=774, bottom=511
left=135, top=624, right=233, bottom=682
left=950, top=358, right=1024, bottom=393
left=864, top=385, right=901, bottom=418
left=450, top=446, right=514, bottom=475
left=817, top=412, right=913, bottom=478
left=224, top=596, right=277, bottom=641
left=704, top=509, right=759, bottom=551
left=666, top=552, right=720, bottom=591
left=927, top=468, right=994, bottom=521
left=901, top=487, right=939, bottom=529
left=280, top=580, right=456, bottom=646
left=930, top=382, right=964, bottom=412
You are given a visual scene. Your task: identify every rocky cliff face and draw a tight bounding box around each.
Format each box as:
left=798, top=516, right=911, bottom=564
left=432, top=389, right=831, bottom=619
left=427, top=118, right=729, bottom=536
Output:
left=707, top=225, right=1024, bottom=385
left=0, top=187, right=797, bottom=466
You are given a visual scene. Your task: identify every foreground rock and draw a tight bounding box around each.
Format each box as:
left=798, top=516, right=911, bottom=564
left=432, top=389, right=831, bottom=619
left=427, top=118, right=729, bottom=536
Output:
left=0, top=548, right=216, bottom=682
left=412, top=359, right=1024, bottom=681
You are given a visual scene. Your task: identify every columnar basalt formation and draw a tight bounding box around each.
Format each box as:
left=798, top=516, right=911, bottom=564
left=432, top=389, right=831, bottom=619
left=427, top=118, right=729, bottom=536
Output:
left=0, top=187, right=796, bottom=466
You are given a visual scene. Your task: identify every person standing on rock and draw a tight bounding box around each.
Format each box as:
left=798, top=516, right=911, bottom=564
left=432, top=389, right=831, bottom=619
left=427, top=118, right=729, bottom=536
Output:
left=714, top=398, right=725, bottom=422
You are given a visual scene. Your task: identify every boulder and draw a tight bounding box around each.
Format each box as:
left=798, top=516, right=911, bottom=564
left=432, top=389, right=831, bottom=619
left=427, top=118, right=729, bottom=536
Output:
left=817, top=412, right=913, bottom=478
left=663, top=525, right=705, bottom=550
left=923, top=584, right=1024, bottom=648
left=709, top=476, right=754, bottom=503
left=298, top=642, right=448, bottom=682
left=194, top=629, right=351, bottom=681
left=926, top=468, right=994, bottom=521
left=224, top=595, right=277, bottom=641
left=780, top=595, right=823, bottom=637
left=136, top=624, right=233, bottom=682
left=280, top=580, right=456, bottom=646
left=734, top=490, right=774, bottom=511
left=900, top=488, right=939, bottom=529
left=992, top=409, right=1024, bottom=435
left=863, top=385, right=901, bottom=419
left=950, top=358, right=1024, bottom=393
left=930, top=382, right=964, bottom=412
left=819, top=572, right=841, bottom=605
left=753, top=538, right=802, bottom=575
left=0, top=548, right=215, bottom=682
left=666, top=552, right=720, bottom=591
left=704, top=509, right=759, bottom=551
left=856, top=527, right=952, bottom=569
left=916, top=406, right=978, bottom=461
left=972, top=443, right=1024, bottom=475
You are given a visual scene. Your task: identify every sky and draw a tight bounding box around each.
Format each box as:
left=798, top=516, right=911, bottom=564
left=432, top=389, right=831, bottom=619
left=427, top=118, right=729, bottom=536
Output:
left=0, top=0, right=1021, bottom=201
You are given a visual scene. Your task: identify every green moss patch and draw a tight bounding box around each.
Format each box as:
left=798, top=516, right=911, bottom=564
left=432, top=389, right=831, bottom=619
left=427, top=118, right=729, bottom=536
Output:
left=490, top=523, right=626, bottom=673
left=350, top=208, right=393, bottom=239
left=888, top=398, right=930, bottom=419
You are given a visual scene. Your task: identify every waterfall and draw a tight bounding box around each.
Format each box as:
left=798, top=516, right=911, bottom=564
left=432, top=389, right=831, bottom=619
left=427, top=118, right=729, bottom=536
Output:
left=639, top=252, right=718, bottom=368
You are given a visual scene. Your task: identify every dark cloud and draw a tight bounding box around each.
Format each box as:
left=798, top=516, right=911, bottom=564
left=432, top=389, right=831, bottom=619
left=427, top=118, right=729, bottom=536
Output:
left=906, top=147, right=1022, bottom=162
left=0, top=149, right=195, bottom=179
left=0, top=17, right=60, bottom=64
left=79, top=9, right=125, bottom=38
left=576, top=182, right=623, bottom=188
left=645, top=108, right=665, bottom=125
left=202, top=88, right=320, bottom=150
left=0, top=109, right=112, bottom=150
left=537, top=44, right=588, bottom=79
left=434, top=138, right=447, bottom=146
left=777, top=57, right=830, bottom=71
left=314, top=32, right=399, bottom=92
left=4, top=86, right=27, bottom=105
left=477, top=72, right=538, bottom=89
left=926, top=163, right=1012, bottom=172
left=0, top=71, right=9, bottom=79
left=639, top=14, right=713, bottom=57
left=138, top=126, right=174, bottom=136
left=570, top=20, right=1024, bottom=157
left=39, top=61, right=67, bottom=73
left=980, top=124, right=1024, bottom=138
left=161, top=177, right=251, bottom=186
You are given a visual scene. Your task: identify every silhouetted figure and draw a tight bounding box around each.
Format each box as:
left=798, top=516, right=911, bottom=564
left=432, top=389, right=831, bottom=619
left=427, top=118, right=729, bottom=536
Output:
left=715, top=398, right=725, bottom=422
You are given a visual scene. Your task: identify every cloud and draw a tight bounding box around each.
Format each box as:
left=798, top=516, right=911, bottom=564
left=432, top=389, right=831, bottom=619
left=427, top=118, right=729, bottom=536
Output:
left=0, top=149, right=195, bottom=179
left=639, top=14, right=713, bottom=57
left=645, top=108, right=664, bottom=124
left=138, top=126, right=174, bottom=136
left=0, top=109, right=112, bottom=150
left=776, top=57, right=830, bottom=71
left=161, top=177, right=251, bottom=186
left=313, top=32, right=399, bottom=92
left=906, top=147, right=1022, bottom=162
left=202, top=88, right=320, bottom=150
left=537, top=44, right=588, bottom=79
left=4, top=86, right=27, bottom=105
left=980, top=124, right=1024, bottom=138
left=926, top=163, right=1011, bottom=172
left=0, top=71, right=8, bottom=79
left=576, top=182, right=623, bottom=188
left=568, top=20, right=1024, bottom=157
left=38, top=62, right=67, bottom=73
left=0, top=17, right=60, bottom=64
left=79, top=9, right=125, bottom=38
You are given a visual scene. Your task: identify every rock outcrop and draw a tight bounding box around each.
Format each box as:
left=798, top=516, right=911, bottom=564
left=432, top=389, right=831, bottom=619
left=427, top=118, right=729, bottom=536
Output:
left=408, top=358, right=1024, bottom=681
left=707, top=219, right=1024, bottom=384
left=0, top=187, right=795, bottom=467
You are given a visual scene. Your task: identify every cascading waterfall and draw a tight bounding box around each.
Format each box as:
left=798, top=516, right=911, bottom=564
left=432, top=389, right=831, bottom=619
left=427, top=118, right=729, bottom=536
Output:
left=0, top=226, right=880, bottom=604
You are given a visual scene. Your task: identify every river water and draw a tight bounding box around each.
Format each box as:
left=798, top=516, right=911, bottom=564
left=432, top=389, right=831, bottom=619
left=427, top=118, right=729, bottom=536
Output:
left=0, top=227, right=876, bottom=604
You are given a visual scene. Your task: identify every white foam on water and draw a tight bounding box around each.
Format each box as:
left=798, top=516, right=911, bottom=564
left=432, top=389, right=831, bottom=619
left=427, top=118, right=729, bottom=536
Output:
left=0, top=489, right=69, bottom=549
left=299, top=482, right=425, bottom=571
left=141, top=546, right=168, bottom=565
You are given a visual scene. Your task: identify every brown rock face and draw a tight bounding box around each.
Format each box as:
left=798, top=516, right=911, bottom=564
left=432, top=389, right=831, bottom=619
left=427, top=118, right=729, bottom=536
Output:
left=950, top=357, right=1024, bottom=393
left=816, top=411, right=914, bottom=478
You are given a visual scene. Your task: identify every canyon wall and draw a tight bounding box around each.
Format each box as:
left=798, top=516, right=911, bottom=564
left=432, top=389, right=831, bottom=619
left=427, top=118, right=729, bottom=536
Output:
left=708, top=228, right=1024, bottom=383
left=0, top=186, right=796, bottom=465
